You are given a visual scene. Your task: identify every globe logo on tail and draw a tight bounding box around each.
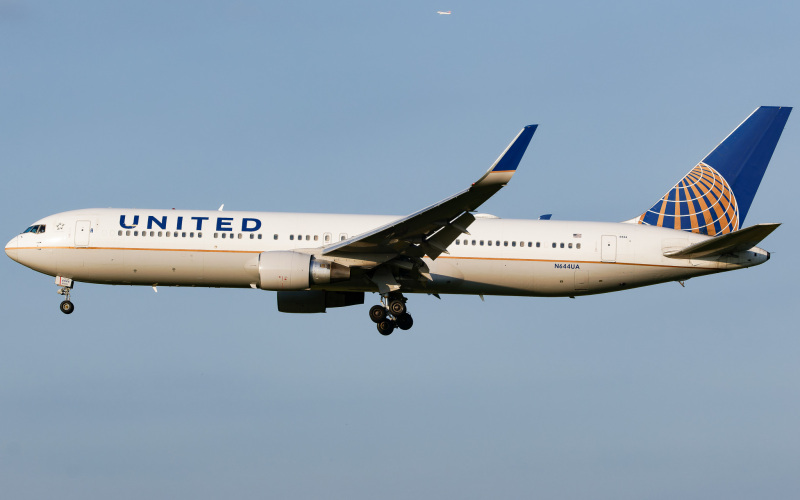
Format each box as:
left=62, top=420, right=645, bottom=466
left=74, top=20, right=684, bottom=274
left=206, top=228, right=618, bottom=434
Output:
left=637, top=163, right=739, bottom=235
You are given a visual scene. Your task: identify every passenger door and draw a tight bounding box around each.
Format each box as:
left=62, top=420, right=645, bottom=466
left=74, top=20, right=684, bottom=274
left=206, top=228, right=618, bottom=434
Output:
left=601, top=235, right=617, bottom=263
left=75, top=220, right=91, bottom=247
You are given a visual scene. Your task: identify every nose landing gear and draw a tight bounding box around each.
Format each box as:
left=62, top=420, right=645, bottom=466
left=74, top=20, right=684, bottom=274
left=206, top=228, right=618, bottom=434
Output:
left=369, top=293, right=413, bottom=335
left=55, top=276, right=75, bottom=315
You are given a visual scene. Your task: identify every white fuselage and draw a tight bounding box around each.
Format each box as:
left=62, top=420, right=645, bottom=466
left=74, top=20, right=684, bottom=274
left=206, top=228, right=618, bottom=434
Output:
left=5, top=208, right=770, bottom=297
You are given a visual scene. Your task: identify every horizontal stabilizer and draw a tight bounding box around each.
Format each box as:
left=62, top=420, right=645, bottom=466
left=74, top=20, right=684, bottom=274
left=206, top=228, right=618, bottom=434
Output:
left=664, top=223, right=780, bottom=259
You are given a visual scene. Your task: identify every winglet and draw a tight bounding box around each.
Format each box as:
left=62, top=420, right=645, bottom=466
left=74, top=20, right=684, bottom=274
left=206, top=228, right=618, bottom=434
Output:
left=474, top=125, right=537, bottom=188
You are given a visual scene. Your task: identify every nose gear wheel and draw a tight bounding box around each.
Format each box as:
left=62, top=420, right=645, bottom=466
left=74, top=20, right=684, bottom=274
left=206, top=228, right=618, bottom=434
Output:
left=57, top=285, right=75, bottom=315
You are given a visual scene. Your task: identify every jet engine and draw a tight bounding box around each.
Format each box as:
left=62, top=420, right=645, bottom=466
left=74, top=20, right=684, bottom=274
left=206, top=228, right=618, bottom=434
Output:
left=257, top=251, right=350, bottom=291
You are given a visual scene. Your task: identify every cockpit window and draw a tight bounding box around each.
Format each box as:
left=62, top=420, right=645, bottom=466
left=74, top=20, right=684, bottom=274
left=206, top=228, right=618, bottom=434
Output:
left=21, top=225, right=46, bottom=234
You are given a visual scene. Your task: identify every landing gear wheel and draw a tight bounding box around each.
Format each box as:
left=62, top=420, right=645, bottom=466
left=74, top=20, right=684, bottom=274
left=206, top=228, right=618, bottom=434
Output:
left=396, top=313, right=413, bottom=331
left=388, top=299, right=406, bottom=316
left=369, top=305, right=387, bottom=323
left=60, top=300, right=75, bottom=315
left=377, top=320, right=395, bottom=336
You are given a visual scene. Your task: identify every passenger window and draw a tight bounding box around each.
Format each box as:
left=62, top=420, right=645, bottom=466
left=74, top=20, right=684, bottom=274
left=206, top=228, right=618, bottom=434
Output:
left=290, top=235, right=294, bottom=240
left=471, top=240, right=476, bottom=245
left=552, top=242, right=556, bottom=248
left=560, top=243, right=564, bottom=248
left=165, top=231, right=169, bottom=237
left=576, top=243, right=581, bottom=249
left=238, top=234, right=242, bottom=239
left=456, top=240, right=460, bottom=245
left=512, top=241, right=516, bottom=247
left=568, top=243, right=573, bottom=249
left=214, top=233, right=218, bottom=238
left=487, top=240, right=492, bottom=246
left=198, top=233, right=202, bottom=238
left=118, top=230, right=122, bottom=236
left=314, top=235, right=318, bottom=241
left=190, top=232, right=195, bottom=238
left=150, top=231, right=154, bottom=237
left=305, top=235, right=310, bottom=241
left=258, top=234, right=263, bottom=239
left=504, top=241, right=508, bottom=247
left=274, top=234, right=278, bottom=240
left=134, top=231, right=139, bottom=236
left=182, top=232, right=186, bottom=237
left=173, top=232, right=178, bottom=237
left=536, top=242, right=540, bottom=248
left=480, top=240, right=484, bottom=246
left=250, top=234, right=254, bottom=239
left=158, top=231, right=163, bottom=237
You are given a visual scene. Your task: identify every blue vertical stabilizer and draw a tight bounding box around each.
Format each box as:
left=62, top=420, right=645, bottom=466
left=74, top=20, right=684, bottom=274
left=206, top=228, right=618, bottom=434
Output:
left=637, top=106, right=791, bottom=235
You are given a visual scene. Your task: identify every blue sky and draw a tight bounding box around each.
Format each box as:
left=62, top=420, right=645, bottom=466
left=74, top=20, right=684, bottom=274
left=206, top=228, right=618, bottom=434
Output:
left=1, top=1, right=798, bottom=498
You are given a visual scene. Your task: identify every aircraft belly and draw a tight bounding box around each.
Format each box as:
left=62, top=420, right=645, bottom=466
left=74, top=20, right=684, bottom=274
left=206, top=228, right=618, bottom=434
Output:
left=429, top=257, right=719, bottom=297
left=442, top=257, right=536, bottom=295
left=60, top=248, right=123, bottom=282
left=108, top=249, right=200, bottom=284
left=203, top=252, right=259, bottom=287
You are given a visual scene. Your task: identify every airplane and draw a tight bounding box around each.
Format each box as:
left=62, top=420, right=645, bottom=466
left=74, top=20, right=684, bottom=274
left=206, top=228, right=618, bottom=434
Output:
left=5, top=106, right=791, bottom=335
left=437, top=11, right=452, bottom=15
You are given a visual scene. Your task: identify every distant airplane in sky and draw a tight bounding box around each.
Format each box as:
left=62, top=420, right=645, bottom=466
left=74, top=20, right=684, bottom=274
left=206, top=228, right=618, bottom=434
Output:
left=437, top=11, right=452, bottom=15
left=6, top=107, right=791, bottom=335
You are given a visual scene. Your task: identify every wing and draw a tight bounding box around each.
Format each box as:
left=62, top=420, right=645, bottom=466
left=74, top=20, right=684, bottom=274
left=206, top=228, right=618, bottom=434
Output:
left=323, top=125, right=537, bottom=262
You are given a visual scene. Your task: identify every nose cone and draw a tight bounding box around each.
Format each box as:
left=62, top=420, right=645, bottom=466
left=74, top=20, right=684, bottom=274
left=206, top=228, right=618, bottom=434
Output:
left=5, top=236, right=18, bottom=262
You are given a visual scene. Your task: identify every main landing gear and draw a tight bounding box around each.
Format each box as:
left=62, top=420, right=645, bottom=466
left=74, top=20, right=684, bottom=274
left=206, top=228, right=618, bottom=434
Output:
left=55, top=276, right=75, bottom=315
left=368, top=293, right=413, bottom=336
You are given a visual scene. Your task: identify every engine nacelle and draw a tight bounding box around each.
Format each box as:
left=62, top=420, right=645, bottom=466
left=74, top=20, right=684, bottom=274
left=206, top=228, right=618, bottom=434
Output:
left=277, top=290, right=365, bottom=313
left=258, top=251, right=350, bottom=291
